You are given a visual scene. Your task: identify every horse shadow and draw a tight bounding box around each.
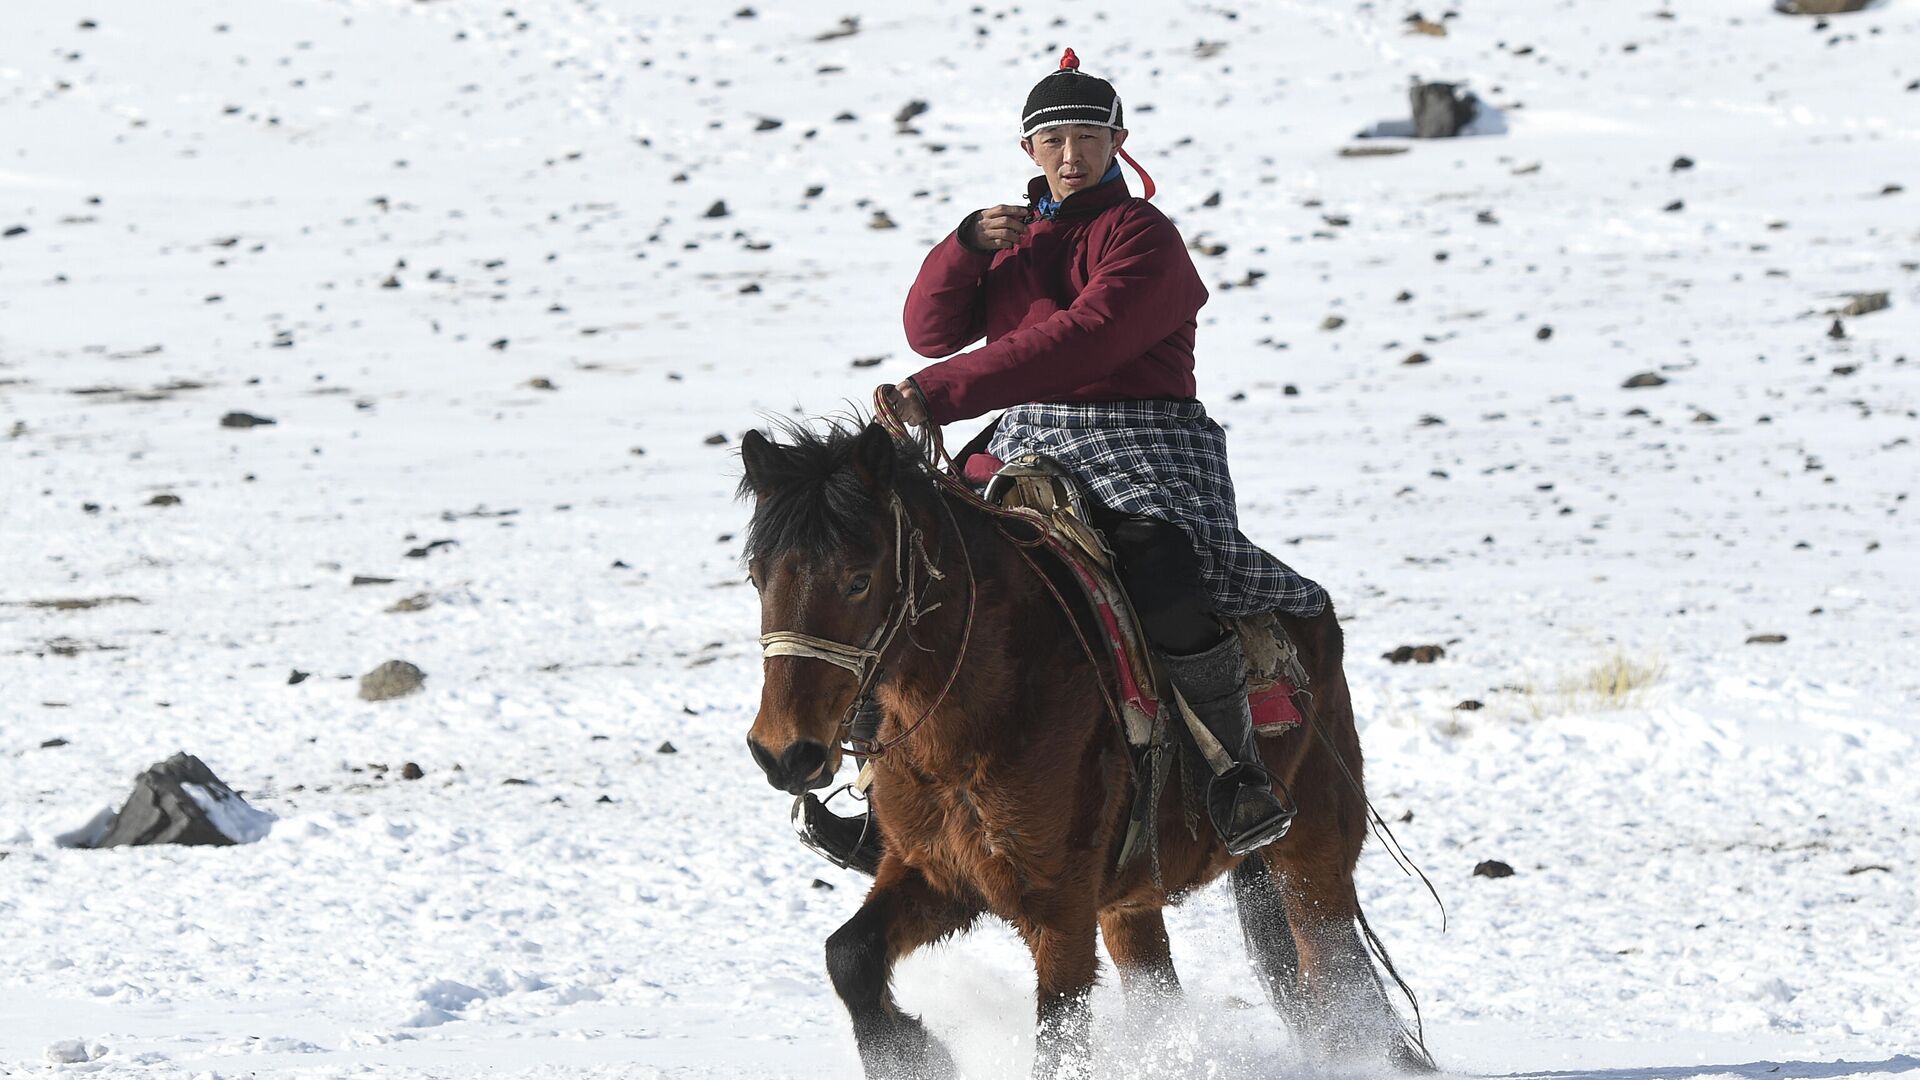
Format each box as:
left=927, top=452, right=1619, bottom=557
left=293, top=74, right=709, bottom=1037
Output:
left=1492, top=1054, right=1919, bottom=1080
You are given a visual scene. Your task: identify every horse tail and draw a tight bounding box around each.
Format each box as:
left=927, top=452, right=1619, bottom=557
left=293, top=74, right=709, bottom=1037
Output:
left=1356, top=901, right=1438, bottom=1072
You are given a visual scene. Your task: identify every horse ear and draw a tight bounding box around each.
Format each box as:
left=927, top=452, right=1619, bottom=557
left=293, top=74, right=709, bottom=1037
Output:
left=739, top=428, right=781, bottom=498
left=850, top=423, right=896, bottom=494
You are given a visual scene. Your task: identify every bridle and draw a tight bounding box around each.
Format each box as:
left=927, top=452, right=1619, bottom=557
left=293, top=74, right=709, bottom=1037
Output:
left=757, top=482, right=977, bottom=759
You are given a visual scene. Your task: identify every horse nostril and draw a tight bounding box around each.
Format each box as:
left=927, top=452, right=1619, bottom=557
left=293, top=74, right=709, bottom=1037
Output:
left=748, top=738, right=784, bottom=788
left=779, top=740, right=829, bottom=795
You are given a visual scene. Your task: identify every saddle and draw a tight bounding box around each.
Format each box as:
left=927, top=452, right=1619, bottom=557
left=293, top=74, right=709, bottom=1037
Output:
left=983, top=455, right=1309, bottom=878
left=983, top=455, right=1309, bottom=740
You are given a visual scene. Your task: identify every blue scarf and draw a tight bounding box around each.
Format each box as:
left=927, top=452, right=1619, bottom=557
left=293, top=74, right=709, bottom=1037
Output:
left=1032, top=161, right=1123, bottom=220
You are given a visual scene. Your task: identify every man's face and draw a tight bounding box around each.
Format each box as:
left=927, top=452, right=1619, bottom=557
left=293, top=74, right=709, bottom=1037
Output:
left=1022, top=124, right=1128, bottom=201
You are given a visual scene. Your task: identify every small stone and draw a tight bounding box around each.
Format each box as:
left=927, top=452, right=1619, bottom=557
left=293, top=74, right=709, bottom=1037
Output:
left=359, top=659, right=426, bottom=702
left=351, top=575, right=396, bottom=586
left=1382, top=644, right=1446, bottom=664
left=288, top=670, right=310, bottom=685
left=894, top=100, right=929, bottom=124
left=40, top=737, right=70, bottom=748
left=657, top=741, right=678, bottom=754
left=754, top=117, right=783, bottom=132
left=1320, top=315, right=1345, bottom=331
left=1454, top=700, right=1483, bottom=711
left=1622, top=372, right=1667, bottom=389
left=1473, top=859, right=1515, bottom=879
left=387, top=593, right=432, bottom=613
left=146, top=493, right=181, bottom=506
left=1663, top=199, right=1685, bottom=213
left=867, top=210, right=897, bottom=230
left=1671, top=155, right=1694, bottom=171
left=1536, top=325, right=1553, bottom=341
left=704, top=432, right=728, bottom=446
left=401, top=762, right=424, bottom=780
left=220, top=411, right=276, bottom=428
left=1827, top=319, right=1846, bottom=340
left=1402, top=352, right=1430, bottom=366
left=812, top=878, right=836, bottom=890
left=1746, top=633, right=1788, bottom=645
left=704, top=200, right=730, bottom=218
left=490, top=338, right=509, bottom=351
left=527, top=376, right=556, bottom=390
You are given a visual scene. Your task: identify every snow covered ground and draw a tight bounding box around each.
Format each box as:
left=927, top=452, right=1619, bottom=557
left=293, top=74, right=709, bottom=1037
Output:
left=2, top=0, right=1917, bottom=1075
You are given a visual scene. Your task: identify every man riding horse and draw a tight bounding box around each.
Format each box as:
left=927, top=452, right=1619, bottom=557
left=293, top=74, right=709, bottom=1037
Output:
left=810, top=48, right=1326, bottom=865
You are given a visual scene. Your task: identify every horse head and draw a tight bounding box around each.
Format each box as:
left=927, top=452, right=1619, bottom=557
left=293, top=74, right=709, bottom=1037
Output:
left=738, top=421, right=925, bottom=794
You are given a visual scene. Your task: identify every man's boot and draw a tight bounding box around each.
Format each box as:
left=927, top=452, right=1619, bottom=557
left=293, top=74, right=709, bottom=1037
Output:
left=1161, top=631, right=1295, bottom=856
left=795, top=793, right=884, bottom=875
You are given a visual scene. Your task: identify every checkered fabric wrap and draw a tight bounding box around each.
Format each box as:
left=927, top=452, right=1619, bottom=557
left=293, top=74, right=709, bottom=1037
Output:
left=985, top=400, right=1328, bottom=617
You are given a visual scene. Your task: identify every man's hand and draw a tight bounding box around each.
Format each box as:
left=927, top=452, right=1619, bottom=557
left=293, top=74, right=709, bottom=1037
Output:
left=964, top=205, right=1031, bottom=251
left=879, top=380, right=929, bottom=427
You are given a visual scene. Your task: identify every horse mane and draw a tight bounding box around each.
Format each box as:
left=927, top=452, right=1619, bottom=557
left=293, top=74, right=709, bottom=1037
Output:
left=737, top=416, right=935, bottom=568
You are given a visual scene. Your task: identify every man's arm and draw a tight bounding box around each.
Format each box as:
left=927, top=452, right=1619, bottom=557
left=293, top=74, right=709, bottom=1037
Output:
left=910, top=206, right=1207, bottom=424
left=902, top=207, right=1028, bottom=358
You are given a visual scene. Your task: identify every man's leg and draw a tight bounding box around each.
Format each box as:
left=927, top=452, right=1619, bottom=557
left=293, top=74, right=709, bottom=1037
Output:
left=1096, top=510, right=1293, bottom=856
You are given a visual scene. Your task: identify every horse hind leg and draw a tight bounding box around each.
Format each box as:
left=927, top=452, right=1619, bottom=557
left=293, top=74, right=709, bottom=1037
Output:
left=1262, top=849, right=1435, bottom=1071
left=1228, top=856, right=1311, bottom=1040
left=826, top=865, right=979, bottom=1080
left=1099, top=905, right=1182, bottom=1006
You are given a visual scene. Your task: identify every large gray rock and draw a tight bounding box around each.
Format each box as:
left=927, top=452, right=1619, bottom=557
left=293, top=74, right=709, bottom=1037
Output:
left=64, top=752, right=273, bottom=849
left=1411, top=81, right=1480, bottom=138
left=360, top=659, right=426, bottom=701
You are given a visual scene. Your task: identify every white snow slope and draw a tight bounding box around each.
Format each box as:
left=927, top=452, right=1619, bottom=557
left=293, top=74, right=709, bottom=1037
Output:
left=3, top=0, right=1917, bottom=1076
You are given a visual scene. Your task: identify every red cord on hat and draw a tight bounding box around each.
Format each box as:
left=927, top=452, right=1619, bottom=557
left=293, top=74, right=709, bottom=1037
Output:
left=1059, top=48, right=1079, bottom=71
left=1117, top=147, right=1156, bottom=200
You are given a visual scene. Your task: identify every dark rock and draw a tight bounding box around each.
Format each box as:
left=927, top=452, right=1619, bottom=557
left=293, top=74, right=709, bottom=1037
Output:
left=814, top=16, right=858, bottom=41
left=404, top=539, right=457, bottom=558
left=1202, top=191, right=1222, bottom=207
left=1746, top=633, right=1788, bottom=644
left=1382, top=644, right=1446, bottom=664
left=220, top=411, right=276, bottom=428
left=288, top=669, right=310, bottom=685
left=657, top=741, right=678, bottom=754
left=704, top=432, right=729, bottom=446
left=1454, top=700, right=1483, bottom=711
left=1473, top=859, right=1515, bottom=879
left=1773, top=0, right=1871, bottom=13
left=1338, top=145, right=1408, bottom=158
left=894, top=100, right=929, bottom=124
left=1623, top=372, right=1668, bottom=388
left=526, top=376, right=556, bottom=390
left=350, top=575, right=396, bottom=586
left=40, top=737, right=70, bottom=749
left=66, top=752, right=273, bottom=848
left=1536, top=325, right=1554, bottom=341
left=851, top=356, right=885, bottom=368
left=1663, top=199, right=1685, bottom=212
left=1403, top=352, right=1431, bottom=366
left=401, top=762, right=424, bottom=780
left=1827, top=319, right=1846, bottom=340
left=1410, top=81, right=1479, bottom=138
left=146, top=493, right=182, bottom=506
left=868, top=210, right=897, bottom=230
left=1671, top=155, right=1694, bottom=171
left=490, top=338, right=509, bottom=350
left=387, top=593, right=432, bottom=613
left=754, top=117, right=783, bottom=132
left=359, top=659, right=426, bottom=701
left=2, top=225, right=27, bottom=238
left=1320, top=315, right=1346, bottom=331
left=704, top=200, right=729, bottom=218
left=812, top=878, right=835, bottom=890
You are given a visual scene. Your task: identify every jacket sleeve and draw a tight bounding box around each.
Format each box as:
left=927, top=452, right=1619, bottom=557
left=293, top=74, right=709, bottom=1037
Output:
left=910, top=206, right=1207, bottom=424
left=902, top=212, right=995, bottom=358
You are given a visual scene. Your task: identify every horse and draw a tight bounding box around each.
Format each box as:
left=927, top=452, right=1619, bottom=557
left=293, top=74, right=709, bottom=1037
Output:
left=739, top=418, right=1433, bottom=1079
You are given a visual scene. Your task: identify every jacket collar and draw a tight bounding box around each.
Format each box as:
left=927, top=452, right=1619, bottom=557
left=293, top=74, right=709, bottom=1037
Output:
left=1026, top=165, right=1130, bottom=221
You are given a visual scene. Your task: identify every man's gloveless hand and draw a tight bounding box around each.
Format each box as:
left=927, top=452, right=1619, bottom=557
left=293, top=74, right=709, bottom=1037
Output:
left=965, top=205, right=1031, bottom=251
left=878, top=380, right=930, bottom=427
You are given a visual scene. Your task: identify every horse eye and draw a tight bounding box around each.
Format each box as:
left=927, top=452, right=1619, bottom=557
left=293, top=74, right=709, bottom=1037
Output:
left=847, top=574, right=871, bottom=597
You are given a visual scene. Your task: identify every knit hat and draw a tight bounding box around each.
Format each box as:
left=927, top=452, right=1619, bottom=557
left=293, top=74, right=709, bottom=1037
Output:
left=1020, top=48, right=1123, bottom=138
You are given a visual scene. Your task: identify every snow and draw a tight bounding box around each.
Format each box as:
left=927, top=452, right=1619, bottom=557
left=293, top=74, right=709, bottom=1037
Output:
left=2, top=0, right=1916, bottom=1076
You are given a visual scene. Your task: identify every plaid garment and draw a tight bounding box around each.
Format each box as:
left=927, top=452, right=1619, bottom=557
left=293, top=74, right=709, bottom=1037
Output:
left=985, top=400, right=1328, bottom=617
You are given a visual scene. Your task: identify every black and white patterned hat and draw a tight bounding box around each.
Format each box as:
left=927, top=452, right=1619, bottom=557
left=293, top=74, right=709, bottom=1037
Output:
left=1020, top=49, right=1123, bottom=138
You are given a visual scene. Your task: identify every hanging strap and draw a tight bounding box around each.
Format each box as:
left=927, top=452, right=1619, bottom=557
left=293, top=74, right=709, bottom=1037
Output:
left=1117, top=147, right=1156, bottom=200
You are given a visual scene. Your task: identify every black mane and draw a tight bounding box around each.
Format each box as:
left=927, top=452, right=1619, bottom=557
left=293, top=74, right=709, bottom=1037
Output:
left=738, top=418, right=932, bottom=567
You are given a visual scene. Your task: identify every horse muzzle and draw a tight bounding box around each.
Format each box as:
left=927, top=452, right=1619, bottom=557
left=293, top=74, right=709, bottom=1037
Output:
left=748, top=737, right=835, bottom=795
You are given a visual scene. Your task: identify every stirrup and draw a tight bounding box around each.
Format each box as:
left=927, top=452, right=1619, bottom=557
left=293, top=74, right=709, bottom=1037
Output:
left=791, top=786, right=883, bottom=875
left=1208, top=763, right=1295, bottom=857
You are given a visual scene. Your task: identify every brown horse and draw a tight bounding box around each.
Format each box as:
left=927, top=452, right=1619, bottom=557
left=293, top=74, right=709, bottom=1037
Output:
left=740, top=420, right=1432, bottom=1079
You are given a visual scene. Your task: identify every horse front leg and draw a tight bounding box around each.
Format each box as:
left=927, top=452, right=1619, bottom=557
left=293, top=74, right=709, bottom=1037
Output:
left=1099, top=905, right=1182, bottom=1006
left=1022, top=905, right=1100, bottom=1079
left=826, top=861, right=979, bottom=1080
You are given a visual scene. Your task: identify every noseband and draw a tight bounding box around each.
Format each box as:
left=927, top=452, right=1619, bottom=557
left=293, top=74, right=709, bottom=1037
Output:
left=757, top=490, right=969, bottom=757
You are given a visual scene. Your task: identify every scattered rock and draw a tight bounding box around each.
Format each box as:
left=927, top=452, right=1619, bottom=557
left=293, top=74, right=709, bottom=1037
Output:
left=657, top=741, right=678, bottom=754
left=10, top=596, right=140, bottom=611
left=359, top=659, right=426, bottom=702
left=526, top=376, right=557, bottom=390
left=1338, top=145, right=1408, bottom=158
left=1454, top=700, right=1483, bottom=711
left=63, top=752, right=273, bottom=848
left=1536, top=325, right=1554, bottom=341
left=1663, top=199, right=1685, bottom=213
left=288, top=669, right=310, bottom=685
left=1320, top=315, right=1346, bottom=331
left=220, top=411, right=276, bottom=428
left=850, top=356, right=885, bottom=368
left=868, top=210, right=897, bottom=230
left=351, top=575, right=396, bottom=586
left=404, top=539, right=457, bottom=558
left=894, top=100, right=929, bottom=124
left=1846, top=864, right=1891, bottom=875
left=1671, top=155, right=1695, bottom=171
left=704, top=200, right=729, bottom=218
left=387, top=593, right=433, bottom=613
left=401, top=762, right=425, bottom=780
left=3, top=225, right=28, bottom=239
left=1473, top=859, right=1515, bottom=879
left=1382, top=644, right=1446, bottom=664
left=146, top=493, right=182, bottom=507
left=1835, top=291, right=1889, bottom=317
left=1827, top=319, right=1846, bottom=340
left=704, top=432, right=729, bottom=446
left=1623, top=372, right=1668, bottom=388
left=41, top=737, right=70, bottom=749
left=1746, top=633, right=1788, bottom=645
left=814, top=16, right=859, bottom=41
left=754, top=117, right=783, bottom=132
left=1773, top=0, right=1871, bottom=13
left=812, top=878, right=836, bottom=890
left=1402, top=352, right=1431, bottom=366
left=1410, top=81, right=1479, bottom=138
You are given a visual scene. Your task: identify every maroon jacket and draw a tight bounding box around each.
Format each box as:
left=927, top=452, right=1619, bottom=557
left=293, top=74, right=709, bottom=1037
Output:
left=903, top=173, right=1209, bottom=425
